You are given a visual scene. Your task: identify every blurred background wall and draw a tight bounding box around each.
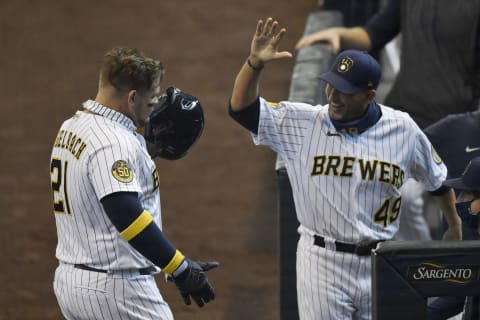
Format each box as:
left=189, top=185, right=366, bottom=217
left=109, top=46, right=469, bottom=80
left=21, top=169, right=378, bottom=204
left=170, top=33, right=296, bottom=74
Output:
left=0, top=1, right=317, bottom=319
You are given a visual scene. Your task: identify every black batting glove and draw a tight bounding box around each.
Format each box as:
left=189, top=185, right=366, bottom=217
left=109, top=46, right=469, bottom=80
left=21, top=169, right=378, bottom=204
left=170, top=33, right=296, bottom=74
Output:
left=172, top=259, right=220, bottom=307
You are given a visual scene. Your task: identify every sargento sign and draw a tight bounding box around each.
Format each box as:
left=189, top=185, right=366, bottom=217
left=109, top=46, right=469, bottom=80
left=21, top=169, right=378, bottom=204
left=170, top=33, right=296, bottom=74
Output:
left=407, top=262, right=479, bottom=284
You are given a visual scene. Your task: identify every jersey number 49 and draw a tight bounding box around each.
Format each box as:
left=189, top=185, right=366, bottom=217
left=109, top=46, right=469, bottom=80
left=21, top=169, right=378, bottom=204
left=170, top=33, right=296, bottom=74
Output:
left=373, top=197, right=401, bottom=228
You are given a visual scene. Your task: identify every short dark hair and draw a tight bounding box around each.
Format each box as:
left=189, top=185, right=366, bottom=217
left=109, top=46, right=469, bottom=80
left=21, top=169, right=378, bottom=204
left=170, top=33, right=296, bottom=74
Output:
left=99, top=46, right=164, bottom=93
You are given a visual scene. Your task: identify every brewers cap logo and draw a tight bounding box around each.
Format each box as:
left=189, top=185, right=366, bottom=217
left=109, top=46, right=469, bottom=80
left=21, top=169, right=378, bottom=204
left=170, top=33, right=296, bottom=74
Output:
left=431, top=145, right=443, bottom=165
left=337, top=56, right=354, bottom=73
left=112, top=160, right=134, bottom=183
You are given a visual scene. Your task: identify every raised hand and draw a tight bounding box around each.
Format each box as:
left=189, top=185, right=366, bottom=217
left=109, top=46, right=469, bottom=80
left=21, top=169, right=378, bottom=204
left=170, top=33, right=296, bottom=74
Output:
left=249, top=17, right=292, bottom=67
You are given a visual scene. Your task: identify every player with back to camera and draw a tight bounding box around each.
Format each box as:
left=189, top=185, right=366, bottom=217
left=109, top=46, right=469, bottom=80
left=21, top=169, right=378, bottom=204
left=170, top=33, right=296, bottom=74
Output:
left=49, top=46, right=218, bottom=320
left=228, top=17, right=462, bottom=320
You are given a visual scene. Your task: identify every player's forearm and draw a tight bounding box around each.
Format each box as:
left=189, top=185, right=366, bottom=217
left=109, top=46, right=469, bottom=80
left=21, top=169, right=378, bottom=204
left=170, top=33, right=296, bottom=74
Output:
left=101, top=192, right=187, bottom=275
left=230, top=58, right=263, bottom=112
left=436, top=189, right=462, bottom=226
left=339, top=27, right=372, bottom=51
left=434, top=189, right=462, bottom=240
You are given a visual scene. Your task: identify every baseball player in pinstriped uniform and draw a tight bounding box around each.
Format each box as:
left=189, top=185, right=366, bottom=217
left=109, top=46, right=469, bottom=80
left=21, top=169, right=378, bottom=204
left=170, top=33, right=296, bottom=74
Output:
left=228, top=18, right=462, bottom=319
left=50, top=46, right=217, bottom=319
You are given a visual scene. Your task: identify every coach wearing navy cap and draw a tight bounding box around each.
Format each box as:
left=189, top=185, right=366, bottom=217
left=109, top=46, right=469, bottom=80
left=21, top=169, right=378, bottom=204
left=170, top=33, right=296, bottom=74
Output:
left=441, top=156, right=480, bottom=236
left=443, top=157, right=480, bottom=191
left=228, top=17, right=461, bottom=320
left=441, top=156, right=480, bottom=235
left=427, top=157, right=480, bottom=320
left=317, top=49, right=383, bottom=134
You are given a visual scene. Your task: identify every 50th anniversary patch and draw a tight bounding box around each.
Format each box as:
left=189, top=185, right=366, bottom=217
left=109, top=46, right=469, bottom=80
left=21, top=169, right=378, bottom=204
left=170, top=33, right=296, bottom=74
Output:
left=112, top=160, right=134, bottom=183
left=408, top=262, right=480, bottom=284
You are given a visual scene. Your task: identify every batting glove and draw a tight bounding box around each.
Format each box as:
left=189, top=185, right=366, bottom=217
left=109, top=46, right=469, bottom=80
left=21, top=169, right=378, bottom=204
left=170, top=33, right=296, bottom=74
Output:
left=170, top=259, right=219, bottom=307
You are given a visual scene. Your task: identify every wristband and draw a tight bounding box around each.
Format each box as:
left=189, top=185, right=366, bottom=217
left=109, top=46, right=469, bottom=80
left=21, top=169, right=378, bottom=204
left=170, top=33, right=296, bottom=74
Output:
left=163, top=249, right=185, bottom=275
left=172, top=259, right=189, bottom=277
left=247, top=58, right=264, bottom=71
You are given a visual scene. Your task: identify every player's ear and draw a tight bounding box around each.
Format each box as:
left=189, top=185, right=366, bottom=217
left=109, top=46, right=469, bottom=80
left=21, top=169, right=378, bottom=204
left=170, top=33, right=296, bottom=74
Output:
left=126, top=90, right=138, bottom=114
left=128, top=90, right=137, bottom=105
left=325, top=83, right=332, bottom=98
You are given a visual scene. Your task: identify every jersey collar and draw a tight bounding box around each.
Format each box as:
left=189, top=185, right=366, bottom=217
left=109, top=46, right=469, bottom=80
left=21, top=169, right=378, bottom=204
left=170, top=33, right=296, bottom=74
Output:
left=83, top=100, right=137, bottom=131
left=329, top=101, right=382, bottom=135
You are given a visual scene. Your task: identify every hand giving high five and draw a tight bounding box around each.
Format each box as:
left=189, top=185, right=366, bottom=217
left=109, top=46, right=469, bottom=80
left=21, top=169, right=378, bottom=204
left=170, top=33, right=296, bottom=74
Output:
left=248, top=17, right=293, bottom=69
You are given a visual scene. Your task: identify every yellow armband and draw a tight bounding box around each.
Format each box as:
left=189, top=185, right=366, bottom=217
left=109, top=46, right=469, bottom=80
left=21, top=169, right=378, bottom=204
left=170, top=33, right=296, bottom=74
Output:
left=120, top=210, right=153, bottom=241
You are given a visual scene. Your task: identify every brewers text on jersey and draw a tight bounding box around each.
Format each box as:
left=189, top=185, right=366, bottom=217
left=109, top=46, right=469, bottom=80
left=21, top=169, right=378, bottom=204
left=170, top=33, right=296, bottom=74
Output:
left=311, top=155, right=404, bottom=188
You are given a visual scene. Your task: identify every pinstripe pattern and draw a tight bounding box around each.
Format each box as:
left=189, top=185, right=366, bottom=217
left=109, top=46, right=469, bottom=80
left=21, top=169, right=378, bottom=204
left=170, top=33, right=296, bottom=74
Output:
left=253, top=97, right=447, bottom=319
left=50, top=100, right=171, bottom=319
left=297, top=230, right=371, bottom=320
left=54, top=263, right=173, bottom=320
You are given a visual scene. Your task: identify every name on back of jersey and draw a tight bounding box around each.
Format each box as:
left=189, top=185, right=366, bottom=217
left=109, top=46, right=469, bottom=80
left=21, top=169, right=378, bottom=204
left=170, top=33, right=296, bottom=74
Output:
left=53, top=129, right=87, bottom=160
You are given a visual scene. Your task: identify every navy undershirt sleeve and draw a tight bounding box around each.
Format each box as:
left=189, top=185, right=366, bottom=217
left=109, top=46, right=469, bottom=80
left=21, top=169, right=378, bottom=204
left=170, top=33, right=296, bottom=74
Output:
left=228, top=98, right=260, bottom=134
left=101, top=192, right=176, bottom=268
left=364, top=0, right=401, bottom=53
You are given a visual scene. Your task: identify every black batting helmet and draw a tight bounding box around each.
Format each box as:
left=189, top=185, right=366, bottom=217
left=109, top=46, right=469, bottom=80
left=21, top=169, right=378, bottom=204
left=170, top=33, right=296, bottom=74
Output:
left=144, top=86, right=204, bottom=160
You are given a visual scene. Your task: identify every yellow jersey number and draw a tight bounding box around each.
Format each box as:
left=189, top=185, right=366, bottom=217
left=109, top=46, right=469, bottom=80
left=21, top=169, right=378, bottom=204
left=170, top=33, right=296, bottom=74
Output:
left=373, top=196, right=402, bottom=228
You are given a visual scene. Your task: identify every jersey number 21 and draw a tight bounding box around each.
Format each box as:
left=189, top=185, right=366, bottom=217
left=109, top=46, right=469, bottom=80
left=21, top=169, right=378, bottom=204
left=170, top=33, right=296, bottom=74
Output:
left=50, top=158, right=72, bottom=215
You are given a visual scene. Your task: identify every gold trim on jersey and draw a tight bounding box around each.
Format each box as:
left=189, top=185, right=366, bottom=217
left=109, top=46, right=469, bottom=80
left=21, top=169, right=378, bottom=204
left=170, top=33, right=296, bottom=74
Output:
left=267, top=101, right=279, bottom=108
left=431, top=145, right=443, bottom=164
left=112, top=160, right=134, bottom=183
left=120, top=210, right=153, bottom=241
left=152, top=168, right=159, bottom=191
left=163, top=250, right=186, bottom=275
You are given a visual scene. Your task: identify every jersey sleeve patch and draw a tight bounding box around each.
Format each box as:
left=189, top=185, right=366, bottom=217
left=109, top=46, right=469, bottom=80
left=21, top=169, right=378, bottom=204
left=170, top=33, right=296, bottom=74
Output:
left=112, top=160, right=134, bottom=183
left=431, top=145, right=443, bottom=165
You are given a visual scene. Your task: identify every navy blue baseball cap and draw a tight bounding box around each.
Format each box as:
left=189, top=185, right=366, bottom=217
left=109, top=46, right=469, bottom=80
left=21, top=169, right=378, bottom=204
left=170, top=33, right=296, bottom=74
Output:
left=443, top=157, right=480, bottom=190
left=319, top=50, right=381, bottom=94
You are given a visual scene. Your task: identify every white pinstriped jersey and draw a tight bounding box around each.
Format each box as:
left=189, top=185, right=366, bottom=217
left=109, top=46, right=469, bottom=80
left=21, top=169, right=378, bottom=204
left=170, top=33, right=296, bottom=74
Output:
left=253, top=98, right=446, bottom=243
left=50, top=100, right=161, bottom=270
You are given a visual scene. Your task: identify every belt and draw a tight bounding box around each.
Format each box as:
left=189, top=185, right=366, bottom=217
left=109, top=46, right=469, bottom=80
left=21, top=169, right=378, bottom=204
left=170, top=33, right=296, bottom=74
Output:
left=74, top=264, right=156, bottom=275
left=313, top=235, right=382, bottom=256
